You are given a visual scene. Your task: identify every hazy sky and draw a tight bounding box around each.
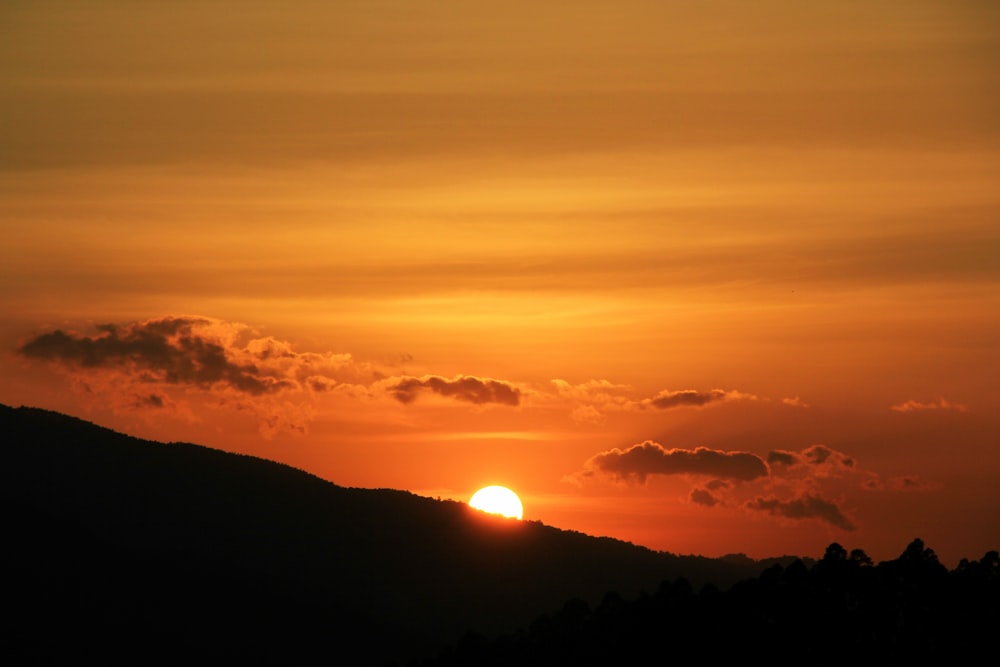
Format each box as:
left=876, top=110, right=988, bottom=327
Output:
left=2, top=0, right=998, bottom=565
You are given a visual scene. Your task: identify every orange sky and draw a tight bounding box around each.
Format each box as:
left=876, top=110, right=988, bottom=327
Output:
left=2, top=0, right=998, bottom=566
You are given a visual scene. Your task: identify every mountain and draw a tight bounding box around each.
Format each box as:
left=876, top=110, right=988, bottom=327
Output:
left=1, top=404, right=788, bottom=665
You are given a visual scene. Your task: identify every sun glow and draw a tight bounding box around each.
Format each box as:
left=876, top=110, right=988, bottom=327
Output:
left=469, top=485, right=524, bottom=520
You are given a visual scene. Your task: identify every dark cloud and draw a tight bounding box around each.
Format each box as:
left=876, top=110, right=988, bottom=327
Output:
left=645, top=389, right=729, bottom=409
left=549, top=380, right=755, bottom=423
left=767, top=445, right=854, bottom=469
left=583, top=441, right=768, bottom=484
left=690, top=488, right=719, bottom=507
left=387, top=374, right=521, bottom=406
left=745, top=494, right=856, bottom=530
left=142, top=393, right=164, bottom=408
left=18, top=317, right=296, bottom=395
left=131, top=393, right=167, bottom=409
left=803, top=445, right=833, bottom=464
left=802, top=444, right=854, bottom=467
left=306, top=376, right=338, bottom=393
left=767, top=450, right=799, bottom=467
left=867, top=475, right=937, bottom=492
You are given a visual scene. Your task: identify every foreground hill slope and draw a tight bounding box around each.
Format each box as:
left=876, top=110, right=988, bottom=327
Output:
left=1, top=404, right=778, bottom=665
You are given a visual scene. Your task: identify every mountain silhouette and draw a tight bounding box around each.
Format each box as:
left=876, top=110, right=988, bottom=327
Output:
left=1, top=404, right=798, bottom=665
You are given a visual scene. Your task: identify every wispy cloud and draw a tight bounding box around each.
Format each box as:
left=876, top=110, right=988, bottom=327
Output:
left=890, top=397, right=969, bottom=413
left=781, top=396, right=810, bottom=408
left=550, top=379, right=756, bottom=423
left=864, top=475, right=939, bottom=492
left=767, top=444, right=854, bottom=471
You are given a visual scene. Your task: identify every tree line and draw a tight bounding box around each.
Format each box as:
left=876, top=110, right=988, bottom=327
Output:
left=415, top=538, right=999, bottom=666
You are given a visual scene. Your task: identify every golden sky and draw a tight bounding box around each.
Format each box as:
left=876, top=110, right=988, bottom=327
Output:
left=2, top=0, right=999, bottom=565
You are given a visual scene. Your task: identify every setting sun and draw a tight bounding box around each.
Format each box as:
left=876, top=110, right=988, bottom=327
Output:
left=469, top=486, right=524, bottom=520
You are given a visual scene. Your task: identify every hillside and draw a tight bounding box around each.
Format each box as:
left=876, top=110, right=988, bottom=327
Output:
left=1, top=404, right=783, bottom=665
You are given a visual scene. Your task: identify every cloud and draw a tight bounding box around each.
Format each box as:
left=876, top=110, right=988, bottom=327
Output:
left=15, top=315, right=374, bottom=436
left=385, top=374, right=521, bottom=406
left=886, top=476, right=935, bottom=491
left=580, top=441, right=768, bottom=484
left=16, top=316, right=527, bottom=434
left=746, top=494, right=856, bottom=530
left=571, top=440, right=919, bottom=531
left=550, top=377, right=640, bottom=424
left=18, top=317, right=301, bottom=396
left=550, top=378, right=635, bottom=418
left=690, top=488, right=719, bottom=507
left=890, top=397, right=969, bottom=413
left=551, top=378, right=632, bottom=399
left=130, top=392, right=169, bottom=409
left=781, top=396, right=810, bottom=408
left=305, top=376, right=338, bottom=392
left=767, top=444, right=854, bottom=470
left=865, top=475, right=939, bottom=492
left=766, top=450, right=799, bottom=467
left=642, top=388, right=754, bottom=410
left=549, top=379, right=757, bottom=423
left=569, top=404, right=606, bottom=425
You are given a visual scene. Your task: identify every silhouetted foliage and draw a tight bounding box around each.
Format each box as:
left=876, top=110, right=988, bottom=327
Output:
left=415, top=538, right=999, bottom=666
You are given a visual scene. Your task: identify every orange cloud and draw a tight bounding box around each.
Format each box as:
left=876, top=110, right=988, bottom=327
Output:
left=781, top=396, right=810, bottom=408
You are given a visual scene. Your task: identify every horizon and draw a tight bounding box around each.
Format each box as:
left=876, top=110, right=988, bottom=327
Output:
left=0, top=400, right=951, bottom=567
left=2, top=1, right=998, bottom=568
left=0, top=400, right=988, bottom=569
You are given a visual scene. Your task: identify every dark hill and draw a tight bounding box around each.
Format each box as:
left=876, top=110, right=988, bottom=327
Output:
left=1, top=404, right=784, bottom=665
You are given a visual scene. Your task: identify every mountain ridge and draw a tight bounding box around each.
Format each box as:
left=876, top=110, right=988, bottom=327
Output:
left=1, top=403, right=798, bottom=664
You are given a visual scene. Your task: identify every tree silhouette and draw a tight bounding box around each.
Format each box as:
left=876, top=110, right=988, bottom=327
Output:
left=413, top=539, right=1000, bottom=665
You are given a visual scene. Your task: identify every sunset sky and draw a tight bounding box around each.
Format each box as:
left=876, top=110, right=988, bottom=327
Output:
left=2, top=0, right=998, bottom=566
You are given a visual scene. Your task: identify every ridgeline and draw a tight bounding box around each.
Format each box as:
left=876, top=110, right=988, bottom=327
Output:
left=2, top=404, right=994, bottom=665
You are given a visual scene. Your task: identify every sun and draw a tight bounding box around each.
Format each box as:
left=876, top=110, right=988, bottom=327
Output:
left=469, top=485, right=524, bottom=520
